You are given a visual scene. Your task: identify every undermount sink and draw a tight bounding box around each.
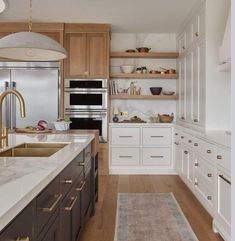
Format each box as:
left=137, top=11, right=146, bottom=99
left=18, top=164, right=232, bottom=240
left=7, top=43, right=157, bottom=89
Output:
left=0, top=143, right=68, bottom=157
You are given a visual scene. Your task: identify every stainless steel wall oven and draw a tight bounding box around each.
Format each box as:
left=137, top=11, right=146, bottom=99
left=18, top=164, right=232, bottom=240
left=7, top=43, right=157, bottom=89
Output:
left=64, top=79, right=108, bottom=142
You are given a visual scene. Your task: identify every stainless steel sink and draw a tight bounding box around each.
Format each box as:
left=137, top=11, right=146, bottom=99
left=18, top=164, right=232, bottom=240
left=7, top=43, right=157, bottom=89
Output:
left=0, top=143, right=68, bottom=157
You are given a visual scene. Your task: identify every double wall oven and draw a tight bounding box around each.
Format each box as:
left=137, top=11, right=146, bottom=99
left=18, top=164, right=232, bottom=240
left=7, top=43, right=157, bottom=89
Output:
left=65, top=79, right=108, bottom=142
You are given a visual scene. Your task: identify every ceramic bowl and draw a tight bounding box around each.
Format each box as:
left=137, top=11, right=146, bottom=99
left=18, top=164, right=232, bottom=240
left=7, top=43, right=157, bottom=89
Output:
left=120, top=65, right=135, bottom=74
left=150, top=87, right=162, bottom=95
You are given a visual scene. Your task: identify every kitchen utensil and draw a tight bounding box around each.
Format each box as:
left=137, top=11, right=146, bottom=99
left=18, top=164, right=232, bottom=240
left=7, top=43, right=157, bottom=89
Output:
left=120, top=65, right=135, bottom=74
left=136, top=47, right=151, bottom=53
left=150, top=87, right=162, bottom=95
left=158, top=113, right=174, bottom=123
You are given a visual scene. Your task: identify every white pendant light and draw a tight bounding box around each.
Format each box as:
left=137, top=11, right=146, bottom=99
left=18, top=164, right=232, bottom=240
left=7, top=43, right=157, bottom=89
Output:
left=0, top=0, right=67, bottom=61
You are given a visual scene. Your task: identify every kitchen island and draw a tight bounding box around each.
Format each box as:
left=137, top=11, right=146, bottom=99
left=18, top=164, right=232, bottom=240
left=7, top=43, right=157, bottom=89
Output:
left=0, top=130, right=98, bottom=241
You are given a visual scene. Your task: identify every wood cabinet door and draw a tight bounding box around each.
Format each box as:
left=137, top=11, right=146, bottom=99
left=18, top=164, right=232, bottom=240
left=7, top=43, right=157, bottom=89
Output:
left=64, top=33, right=86, bottom=78
left=86, top=33, right=108, bottom=78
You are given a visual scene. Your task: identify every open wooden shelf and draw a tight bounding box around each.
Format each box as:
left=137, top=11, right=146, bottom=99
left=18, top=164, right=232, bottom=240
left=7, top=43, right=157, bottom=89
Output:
left=110, top=73, right=178, bottom=79
left=110, top=52, right=179, bottom=59
left=110, top=95, right=179, bottom=100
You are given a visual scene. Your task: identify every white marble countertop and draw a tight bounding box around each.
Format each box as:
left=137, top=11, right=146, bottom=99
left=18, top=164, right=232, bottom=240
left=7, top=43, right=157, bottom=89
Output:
left=0, top=133, right=94, bottom=232
left=109, top=123, right=174, bottom=127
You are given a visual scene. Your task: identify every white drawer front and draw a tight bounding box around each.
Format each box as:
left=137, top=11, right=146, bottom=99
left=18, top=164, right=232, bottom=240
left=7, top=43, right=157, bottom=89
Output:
left=111, top=127, right=140, bottom=146
left=216, top=147, right=231, bottom=172
left=111, top=148, right=140, bottom=166
left=142, top=148, right=171, bottom=166
left=193, top=137, right=215, bottom=160
left=143, top=127, right=171, bottom=146
left=195, top=155, right=214, bottom=184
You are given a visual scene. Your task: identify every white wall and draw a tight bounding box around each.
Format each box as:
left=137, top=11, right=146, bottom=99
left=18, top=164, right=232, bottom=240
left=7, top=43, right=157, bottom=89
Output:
left=111, top=33, right=177, bottom=122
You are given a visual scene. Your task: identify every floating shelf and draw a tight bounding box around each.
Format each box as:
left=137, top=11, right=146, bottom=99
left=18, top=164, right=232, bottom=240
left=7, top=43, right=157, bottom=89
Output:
left=110, top=52, right=179, bottom=59
left=110, top=73, right=178, bottom=79
left=110, top=95, right=179, bottom=100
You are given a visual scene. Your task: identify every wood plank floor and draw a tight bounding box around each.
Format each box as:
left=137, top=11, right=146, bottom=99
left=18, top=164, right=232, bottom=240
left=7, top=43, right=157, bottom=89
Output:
left=80, top=175, right=224, bottom=241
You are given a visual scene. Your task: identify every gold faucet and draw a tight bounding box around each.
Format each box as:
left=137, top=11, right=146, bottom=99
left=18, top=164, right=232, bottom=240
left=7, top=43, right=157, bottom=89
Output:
left=0, top=89, right=26, bottom=148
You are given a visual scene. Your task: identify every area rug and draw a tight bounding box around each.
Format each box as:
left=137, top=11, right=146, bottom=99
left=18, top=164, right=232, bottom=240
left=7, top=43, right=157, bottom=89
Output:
left=114, top=193, right=198, bottom=241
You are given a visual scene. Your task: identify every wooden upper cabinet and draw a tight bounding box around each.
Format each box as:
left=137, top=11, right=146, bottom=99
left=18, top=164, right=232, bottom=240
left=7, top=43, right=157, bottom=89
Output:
left=64, top=24, right=110, bottom=79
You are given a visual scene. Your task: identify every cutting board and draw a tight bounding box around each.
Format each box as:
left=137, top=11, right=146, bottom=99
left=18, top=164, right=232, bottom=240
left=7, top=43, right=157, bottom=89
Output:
left=15, top=128, right=53, bottom=134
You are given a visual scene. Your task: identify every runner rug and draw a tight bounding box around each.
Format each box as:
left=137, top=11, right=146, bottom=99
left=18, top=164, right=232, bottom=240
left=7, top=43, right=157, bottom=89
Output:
left=114, top=193, right=198, bottom=241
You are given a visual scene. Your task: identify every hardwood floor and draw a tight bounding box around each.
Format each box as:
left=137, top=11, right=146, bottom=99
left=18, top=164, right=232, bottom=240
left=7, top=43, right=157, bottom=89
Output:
left=80, top=175, right=224, bottom=241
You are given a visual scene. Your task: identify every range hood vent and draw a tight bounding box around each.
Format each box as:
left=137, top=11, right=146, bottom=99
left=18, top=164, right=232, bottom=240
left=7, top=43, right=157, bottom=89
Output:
left=218, top=10, right=231, bottom=72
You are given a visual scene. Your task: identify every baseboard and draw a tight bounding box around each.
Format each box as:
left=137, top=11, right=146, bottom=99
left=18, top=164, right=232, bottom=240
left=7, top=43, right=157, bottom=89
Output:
left=109, top=168, right=177, bottom=175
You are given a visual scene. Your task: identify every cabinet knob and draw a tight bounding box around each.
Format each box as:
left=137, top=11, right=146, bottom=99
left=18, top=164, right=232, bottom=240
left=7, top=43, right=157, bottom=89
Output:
left=16, top=238, right=29, bottom=241
left=174, top=142, right=179, bottom=145
left=194, top=181, right=198, bottom=186
left=184, top=151, right=188, bottom=154
left=207, top=150, right=212, bottom=154
left=194, top=119, right=198, bottom=122
left=207, top=196, right=212, bottom=200
left=188, top=140, right=192, bottom=143
left=207, top=173, right=212, bottom=178
left=217, top=155, right=222, bottom=160
left=195, top=32, right=199, bottom=37
left=181, top=136, right=184, bottom=139
left=64, top=179, right=73, bottom=184
left=194, top=163, right=199, bottom=167
left=181, top=117, right=185, bottom=120
left=175, top=133, right=178, bottom=136
left=182, top=46, right=185, bottom=50
left=194, top=143, right=198, bottom=147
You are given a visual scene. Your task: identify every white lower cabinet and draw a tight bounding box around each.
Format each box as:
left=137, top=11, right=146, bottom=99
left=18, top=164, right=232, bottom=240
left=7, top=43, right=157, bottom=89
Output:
left=174, top=127, right=231, bottom=241
left=109, top=124, right=173, bottom=174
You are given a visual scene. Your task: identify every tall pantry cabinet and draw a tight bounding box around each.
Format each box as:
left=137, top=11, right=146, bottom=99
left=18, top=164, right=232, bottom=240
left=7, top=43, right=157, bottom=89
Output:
left=177, top=0, right=230, bottom=131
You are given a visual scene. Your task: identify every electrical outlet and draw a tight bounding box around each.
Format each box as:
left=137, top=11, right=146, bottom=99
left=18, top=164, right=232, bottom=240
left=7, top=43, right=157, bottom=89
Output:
left=121, top=111, right=128, bottom=117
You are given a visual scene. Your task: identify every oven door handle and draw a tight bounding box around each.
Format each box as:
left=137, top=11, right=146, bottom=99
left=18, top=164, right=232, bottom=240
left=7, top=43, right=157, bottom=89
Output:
left=65, top=88, right=107, bottom=93
left=65, top=112, right=107, bottom=118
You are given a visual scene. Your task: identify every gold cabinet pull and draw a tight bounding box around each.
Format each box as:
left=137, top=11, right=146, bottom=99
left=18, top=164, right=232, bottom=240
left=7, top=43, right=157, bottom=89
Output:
left=64, top=196, right=77, bottom=211
left=194, top=163, right=199, bottom=167
left=207, top=196, right=212, bottom=200
left=16, top=237, right=29, bottom=241
left=63, top=179, right=73, bottom=184
left=175, top=133, right=178, bottom=136
left=184, top=151, right=188, bottom=154
left=41, top=194, right=62, bottom=213
left=84, top=71, right=89, bottom=76
left=76, top=181, right=86, bottom=191
left=194, top=181, right=198, bottom=186
left=79, top=162, right=85, bottom=166
left=207, top=150, right=212, bottom=154
left=207, top=173, right=212, bottom=177
left=217, top=155, right=222, bottom=160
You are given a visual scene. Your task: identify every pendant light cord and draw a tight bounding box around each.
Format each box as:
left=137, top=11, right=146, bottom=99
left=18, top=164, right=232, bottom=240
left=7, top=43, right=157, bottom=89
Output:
left=28, top=0, right=32, bottom=32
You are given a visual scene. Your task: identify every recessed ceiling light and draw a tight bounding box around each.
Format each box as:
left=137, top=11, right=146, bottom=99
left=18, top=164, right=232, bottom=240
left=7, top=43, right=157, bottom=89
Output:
left=0, top=0, right=7, bottom=13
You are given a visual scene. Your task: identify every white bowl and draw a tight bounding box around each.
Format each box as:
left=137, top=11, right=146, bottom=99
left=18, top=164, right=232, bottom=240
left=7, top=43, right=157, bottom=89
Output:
left=120, top=65, right=135, bottom=74
left=53, top=121, right=71, bottom=131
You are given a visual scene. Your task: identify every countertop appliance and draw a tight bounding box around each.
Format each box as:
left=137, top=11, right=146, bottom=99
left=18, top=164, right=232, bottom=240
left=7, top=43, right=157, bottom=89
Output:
left=65, top=79, right=108, bottom=142
left=0, top=62, right=60, bottom=129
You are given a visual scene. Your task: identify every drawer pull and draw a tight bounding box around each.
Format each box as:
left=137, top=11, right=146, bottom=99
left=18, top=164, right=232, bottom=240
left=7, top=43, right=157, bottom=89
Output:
left=188, top=140, right=192, bottom=143
left=182, top=46, right=185, bottom=50
left=150, top=155, right=164, bottom=158
left=194, top=143, right=198, bottom=146
left=181, top=117, right=185, bottom=120
left=181, top=136, right=184, bottom=139
left=150, top=135, right=164, bottom=138
left=63, top=179, right=73, bottom=184
left=206, top=150, right=212, bottom=154
left=79, top=162, right=85, bottom=166
left=194, top=119, right=198, bottom=122
left=195, top=32, right=199, bottom=37
left=207, top=196, right=212, bottom=201
left=194, top=181, right=198, bottom=186
left=76, top=181, right=86, bottom=191
left=41, top=194, right=62, bottom=213
left=207, top=173, right=212, bottom=178
left=219, top=175, right=231, bottom=185
left=175, top=133, right=178, bottom=136
left=217, top=155, right=222, bottom=160
left=64, top=196, right=78, bottom=211
left=119, top=155, right=132, bottom=158
left=119, top=136, right=133, bottom=138
left=195, top=163, right=199, bottom=167
left=16, top=237, right=29, bottom=241
left=174, top=142, right=179, bottom=145
left=184, top=151, right=188, bottom=154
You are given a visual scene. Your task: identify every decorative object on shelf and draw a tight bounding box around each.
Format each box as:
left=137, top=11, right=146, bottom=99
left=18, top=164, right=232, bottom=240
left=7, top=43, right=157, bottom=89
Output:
left=149, top=70, right=161, bottom=74
left=158, top=113, right=174, bottom=123
left=0, top=0, right=67, bottom=61
left=0, top=0, right=8, bottom=13
left=136, top=47, right=151, bottom=53
left=125, top=49, right=136, bottom=53
left=162, top=91, right=175, bottom=95
left=160, top=67, right=176, bottom=74
left=113, top=107, right=119, bottom=123
left=136, top=67, right=142, bottom=74
left=150, top=87, right=162, bottom=95
left=54, top=116, right=71, bottom=131
left=142, top=66, right=148, bottom=74
left=120, top=65, right=135, bottom=74
left=120, top=116, right=146, bottom=123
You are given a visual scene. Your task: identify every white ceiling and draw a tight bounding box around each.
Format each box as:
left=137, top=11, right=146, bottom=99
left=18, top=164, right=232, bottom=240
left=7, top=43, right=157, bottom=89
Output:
left=0, top=0, right=199, bottom=33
